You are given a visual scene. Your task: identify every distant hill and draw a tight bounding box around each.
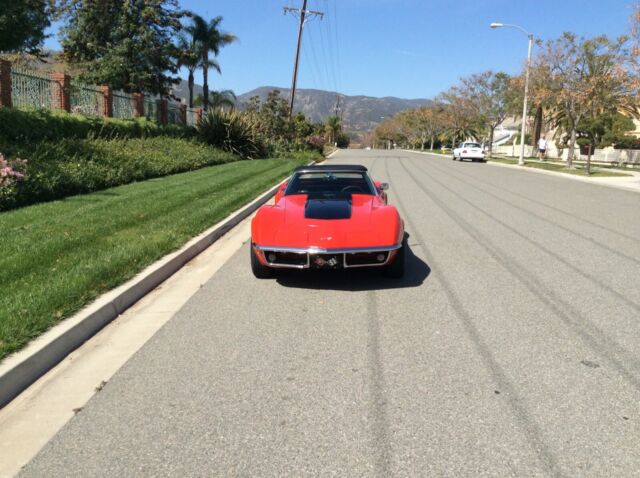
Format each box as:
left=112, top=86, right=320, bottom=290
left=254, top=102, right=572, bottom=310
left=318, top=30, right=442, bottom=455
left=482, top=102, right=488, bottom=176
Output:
left=236, top=86, right=432, bottom=133
left=170, top=80, right=203, bottom=103
left=170, top=81, right=431, bottom=133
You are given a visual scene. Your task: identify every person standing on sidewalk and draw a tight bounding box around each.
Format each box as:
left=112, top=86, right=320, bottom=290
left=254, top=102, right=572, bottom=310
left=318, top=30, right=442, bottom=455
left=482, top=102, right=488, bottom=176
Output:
left=538, top=135, right=548, bottom=160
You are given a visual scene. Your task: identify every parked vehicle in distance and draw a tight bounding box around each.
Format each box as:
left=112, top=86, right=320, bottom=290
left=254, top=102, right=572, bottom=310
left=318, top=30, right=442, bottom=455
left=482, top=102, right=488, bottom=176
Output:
left=453, top=142, right=485, bottom=162
left=250, top=164, right=405, bottom=279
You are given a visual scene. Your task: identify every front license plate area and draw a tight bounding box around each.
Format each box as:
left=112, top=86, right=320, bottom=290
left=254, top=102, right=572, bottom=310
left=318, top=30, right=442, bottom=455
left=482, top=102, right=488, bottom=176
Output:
left=310, top=253, right=343, bottom=269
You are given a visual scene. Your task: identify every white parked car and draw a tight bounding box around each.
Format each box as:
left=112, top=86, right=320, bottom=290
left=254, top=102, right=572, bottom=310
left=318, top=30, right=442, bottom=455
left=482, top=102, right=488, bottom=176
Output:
left=453, top=142, right=485, bottom=162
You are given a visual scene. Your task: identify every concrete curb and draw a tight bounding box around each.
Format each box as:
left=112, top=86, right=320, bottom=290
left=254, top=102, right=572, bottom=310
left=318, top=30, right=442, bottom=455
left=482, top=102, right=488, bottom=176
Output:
left=403, top=149, right=640, bottom=194
left=0, top=175, right=291, bottom=409
left=326, top=148, right=340, bottom=159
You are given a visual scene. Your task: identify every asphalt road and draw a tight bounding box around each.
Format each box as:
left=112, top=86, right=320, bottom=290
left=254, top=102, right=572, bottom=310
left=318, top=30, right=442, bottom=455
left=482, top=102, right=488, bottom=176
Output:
left=21, top=150, right=640, bottom=477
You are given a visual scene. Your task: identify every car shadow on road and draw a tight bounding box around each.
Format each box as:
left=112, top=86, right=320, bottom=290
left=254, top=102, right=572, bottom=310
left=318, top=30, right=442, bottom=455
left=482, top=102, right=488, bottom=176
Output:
left=274, top=235, right=430, bottom=291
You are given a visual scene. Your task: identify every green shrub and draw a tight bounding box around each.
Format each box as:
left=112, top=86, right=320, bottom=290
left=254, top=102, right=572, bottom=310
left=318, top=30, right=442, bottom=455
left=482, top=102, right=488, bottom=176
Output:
left=196, top=109, right=267, bottom=158
left=0, top=108, right=193, bottom=145
left=0, top=137, right=237, bottom=210
left=612, top=136, right=640, bottom=150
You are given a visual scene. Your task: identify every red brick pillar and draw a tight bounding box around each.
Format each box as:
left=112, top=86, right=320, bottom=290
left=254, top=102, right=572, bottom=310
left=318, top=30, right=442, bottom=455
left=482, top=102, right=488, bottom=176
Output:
left=0, top=60, right=12, bottom=108
left=159, top=98, right=168, bottom=125
left=99, top=85, right=112, bottom=117
left=132, top=92, right=144, bottom=117
left=50, top=72, right=70, bottom=112
left=196, top=107, right=203, bottom=123
left=179, top=104, right=187, bottom=124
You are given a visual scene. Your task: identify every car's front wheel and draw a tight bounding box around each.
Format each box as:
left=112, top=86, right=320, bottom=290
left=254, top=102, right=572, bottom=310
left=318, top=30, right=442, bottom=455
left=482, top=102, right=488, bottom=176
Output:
left=383, top=243, right=405, bottom=278
left=251, top=245, right=273, bottom=279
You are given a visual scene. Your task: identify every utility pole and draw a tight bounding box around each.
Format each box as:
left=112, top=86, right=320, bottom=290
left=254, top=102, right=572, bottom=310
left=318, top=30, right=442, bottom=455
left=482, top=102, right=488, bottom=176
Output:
left=284, top=1, right=323, bottom=119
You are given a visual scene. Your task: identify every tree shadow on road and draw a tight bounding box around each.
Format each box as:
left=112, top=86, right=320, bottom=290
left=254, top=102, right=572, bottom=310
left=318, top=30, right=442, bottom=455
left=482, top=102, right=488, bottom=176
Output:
left=274, top=234, right=430, bottom=291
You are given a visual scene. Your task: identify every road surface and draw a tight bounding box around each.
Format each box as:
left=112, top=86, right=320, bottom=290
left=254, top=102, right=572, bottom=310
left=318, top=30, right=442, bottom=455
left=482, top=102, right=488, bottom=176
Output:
left=21, top=150, right=640, bottom=477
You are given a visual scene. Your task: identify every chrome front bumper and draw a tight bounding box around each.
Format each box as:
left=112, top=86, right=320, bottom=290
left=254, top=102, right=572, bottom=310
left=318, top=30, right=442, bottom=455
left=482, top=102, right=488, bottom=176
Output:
left=253, top=243, right=402, bottom=269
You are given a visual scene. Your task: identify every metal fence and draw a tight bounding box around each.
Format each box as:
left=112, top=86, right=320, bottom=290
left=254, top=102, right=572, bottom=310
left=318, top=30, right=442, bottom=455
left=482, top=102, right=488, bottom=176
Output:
left=167, top=102, right=183, bottom=124
left=112, top=90, right=134, bottom=119
left=144, top=97, right=159, bottom=122
left=10, top=67, right=52, bottom=110
left=3, top=64, right=199, bottom=127
left=70, top=79, right=102, bottom=116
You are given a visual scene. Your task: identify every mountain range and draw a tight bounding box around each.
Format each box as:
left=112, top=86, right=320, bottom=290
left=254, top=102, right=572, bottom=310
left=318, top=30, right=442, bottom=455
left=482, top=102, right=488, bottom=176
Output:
left=171, top=81, right=431, bottom=133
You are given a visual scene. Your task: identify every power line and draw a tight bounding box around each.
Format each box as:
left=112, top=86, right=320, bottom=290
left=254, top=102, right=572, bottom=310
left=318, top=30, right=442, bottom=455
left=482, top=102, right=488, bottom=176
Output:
left=322, top=0, right=339, bottom=94
left=322, top=0, right=342, bottom=120
left=300, top=31, right=320, bottom=90
left=283, top=1, right=324, bottom=118
left=316, top=0, right=336, bottom=95
left=306, top=22, right=327, bottom=89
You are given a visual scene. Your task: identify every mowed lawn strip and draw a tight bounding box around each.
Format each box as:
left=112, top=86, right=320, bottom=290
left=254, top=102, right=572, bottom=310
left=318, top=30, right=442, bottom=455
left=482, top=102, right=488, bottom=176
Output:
left=0, top=159, right=307, bottom=360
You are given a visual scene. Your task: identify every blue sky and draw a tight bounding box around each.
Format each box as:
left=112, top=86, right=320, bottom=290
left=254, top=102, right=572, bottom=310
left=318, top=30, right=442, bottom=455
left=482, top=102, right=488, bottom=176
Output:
left=44, top=0, right=637, bottom=99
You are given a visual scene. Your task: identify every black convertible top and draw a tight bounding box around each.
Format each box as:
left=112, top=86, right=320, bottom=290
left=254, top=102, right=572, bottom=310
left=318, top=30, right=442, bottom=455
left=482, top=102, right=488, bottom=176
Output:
left=293, top=164, right=368, bottom=173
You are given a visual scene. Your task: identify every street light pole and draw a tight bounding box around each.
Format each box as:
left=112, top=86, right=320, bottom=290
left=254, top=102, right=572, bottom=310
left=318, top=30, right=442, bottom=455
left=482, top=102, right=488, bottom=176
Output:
left=519, top=34, right=533, bottom=166
left=490, top=23, right=534, bottom=166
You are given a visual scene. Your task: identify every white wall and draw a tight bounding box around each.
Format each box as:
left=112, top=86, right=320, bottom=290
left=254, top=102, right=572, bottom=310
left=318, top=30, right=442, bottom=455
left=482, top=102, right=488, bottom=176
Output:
left=492, top=144, right=640, bottom=165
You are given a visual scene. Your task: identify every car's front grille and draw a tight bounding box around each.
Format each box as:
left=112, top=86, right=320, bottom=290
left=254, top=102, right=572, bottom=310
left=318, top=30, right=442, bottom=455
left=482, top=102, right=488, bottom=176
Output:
left=309, top=253, right=343, bottom=269
left=257, top=246, right=398, bottom=270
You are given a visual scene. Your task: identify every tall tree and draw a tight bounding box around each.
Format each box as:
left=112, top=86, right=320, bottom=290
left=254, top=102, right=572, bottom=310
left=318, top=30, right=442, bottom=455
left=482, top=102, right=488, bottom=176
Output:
left=437, top=87, right=479, bottom=148
left=324, top=115, right=342, bottom=145
left=189, top=14, right=236, bottom=111
left=534, top=32, right=635, bottom=167
left=0, top=0, right=50, bottom=53
left=459, top=71, right=511, bottom=157
left=374, top=117, right=405, bottom=149
left=60, top=0, right=183, bottom=94
left=175, top=31, right=200, bottom=108
left=417, top=105, right=447, bottom=151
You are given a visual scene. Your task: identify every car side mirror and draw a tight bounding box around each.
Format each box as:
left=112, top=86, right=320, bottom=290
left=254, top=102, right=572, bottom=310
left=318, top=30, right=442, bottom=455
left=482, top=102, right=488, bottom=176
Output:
left=379, top=182, right=389, bottom=191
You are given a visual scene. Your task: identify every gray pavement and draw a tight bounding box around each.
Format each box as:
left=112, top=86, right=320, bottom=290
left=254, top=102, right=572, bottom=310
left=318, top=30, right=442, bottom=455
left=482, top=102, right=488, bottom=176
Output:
left=21, top=150, right=640, bottom=477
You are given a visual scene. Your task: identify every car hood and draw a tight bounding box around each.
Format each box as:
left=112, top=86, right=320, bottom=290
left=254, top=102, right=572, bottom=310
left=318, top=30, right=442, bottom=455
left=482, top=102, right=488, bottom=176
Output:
left=253, top=194, right=401, bottom=250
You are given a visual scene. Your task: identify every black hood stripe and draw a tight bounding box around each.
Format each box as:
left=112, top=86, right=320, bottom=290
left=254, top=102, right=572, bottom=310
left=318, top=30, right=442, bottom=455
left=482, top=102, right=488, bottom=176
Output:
left=304, top=199, right=352, bottom=220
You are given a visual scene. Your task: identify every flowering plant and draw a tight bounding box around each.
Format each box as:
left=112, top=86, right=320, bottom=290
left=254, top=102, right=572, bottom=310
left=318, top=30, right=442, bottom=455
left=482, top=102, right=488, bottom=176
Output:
left=0, top=153, right=27, bottom=188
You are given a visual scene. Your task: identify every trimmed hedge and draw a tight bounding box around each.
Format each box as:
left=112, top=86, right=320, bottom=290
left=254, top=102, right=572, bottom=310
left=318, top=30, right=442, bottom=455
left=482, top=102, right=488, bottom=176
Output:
left=0, top=108, right=324, bottom=211
left=0, top=108, right=193, bottom=145
left=0, top=136, right=237, bottom=210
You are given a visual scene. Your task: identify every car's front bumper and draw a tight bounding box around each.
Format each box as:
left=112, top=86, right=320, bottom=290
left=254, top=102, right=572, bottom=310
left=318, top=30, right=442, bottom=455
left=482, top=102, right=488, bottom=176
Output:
left=253, top=243, right=402, bottom=269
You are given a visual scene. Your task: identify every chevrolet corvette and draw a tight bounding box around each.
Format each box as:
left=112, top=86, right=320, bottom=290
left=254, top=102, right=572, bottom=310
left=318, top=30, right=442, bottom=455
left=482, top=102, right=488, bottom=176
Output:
left=250, top=164, right=405, bottom=278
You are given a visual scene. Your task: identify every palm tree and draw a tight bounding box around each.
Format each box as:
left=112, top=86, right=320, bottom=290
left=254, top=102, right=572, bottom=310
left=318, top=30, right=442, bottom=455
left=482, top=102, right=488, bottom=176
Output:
left=190, top=14, right=237, bottom=112
left=325, top=115, right=342, bottom=145
left=175, top=32, right=202, bottom=108
left=193, top=89, right=237, bottom=110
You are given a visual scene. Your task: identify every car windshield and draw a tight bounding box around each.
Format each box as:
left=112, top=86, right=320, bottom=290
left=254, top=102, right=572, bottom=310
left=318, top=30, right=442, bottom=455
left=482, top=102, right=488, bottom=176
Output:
left=465, top=143, right=481, bottom=148
left=285, top=171, right=376, bottom=198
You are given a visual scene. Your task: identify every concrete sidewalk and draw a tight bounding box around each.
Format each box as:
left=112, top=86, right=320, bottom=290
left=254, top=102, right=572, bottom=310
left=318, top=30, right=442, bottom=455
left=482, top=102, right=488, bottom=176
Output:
left=487, top=160, right=640, bottom=193
left=405, top=150, right=640, bottom=193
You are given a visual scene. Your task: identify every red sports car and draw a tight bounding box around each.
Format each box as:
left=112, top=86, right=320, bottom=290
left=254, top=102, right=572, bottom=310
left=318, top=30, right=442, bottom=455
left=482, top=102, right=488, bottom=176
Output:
left=250, top=164, right=405, bottom=278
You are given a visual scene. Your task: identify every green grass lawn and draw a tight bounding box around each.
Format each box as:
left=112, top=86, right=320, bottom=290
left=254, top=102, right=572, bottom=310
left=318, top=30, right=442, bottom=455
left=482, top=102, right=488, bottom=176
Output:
left=0, top=158, right=308, bottom=360
left=487, top=157, right=630, bottom=177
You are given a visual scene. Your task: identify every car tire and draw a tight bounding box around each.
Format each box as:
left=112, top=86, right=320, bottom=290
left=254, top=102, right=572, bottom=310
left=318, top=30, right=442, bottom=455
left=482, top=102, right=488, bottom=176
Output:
left=251, top=245, right=273, bottom=279
left=383, top=242, right=405, bottom=278
left=452, top=155, right=456, bottom=160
